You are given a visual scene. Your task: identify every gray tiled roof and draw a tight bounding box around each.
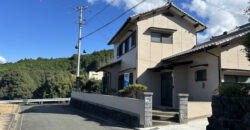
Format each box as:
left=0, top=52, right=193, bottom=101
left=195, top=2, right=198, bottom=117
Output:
left=108, top=2, right=207, bottom=45
left=162, top=23, right=250, bottom=62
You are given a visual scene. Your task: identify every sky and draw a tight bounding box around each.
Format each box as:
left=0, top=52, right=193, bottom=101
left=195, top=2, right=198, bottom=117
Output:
left=0, top=0, right=249, bottom=64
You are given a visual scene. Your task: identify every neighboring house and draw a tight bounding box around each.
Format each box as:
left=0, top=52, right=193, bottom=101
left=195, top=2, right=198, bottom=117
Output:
left=89, top=71, right=104, bottom=80
left=99, top=2, right=250, bottom=109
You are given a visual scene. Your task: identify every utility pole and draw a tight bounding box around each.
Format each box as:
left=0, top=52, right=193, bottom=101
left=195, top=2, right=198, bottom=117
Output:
left=74, top=6, right=88, bottom=91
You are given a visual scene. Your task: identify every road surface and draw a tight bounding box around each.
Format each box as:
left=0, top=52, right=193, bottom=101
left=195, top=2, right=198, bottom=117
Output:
left=17, top=104, right=131, bottom=130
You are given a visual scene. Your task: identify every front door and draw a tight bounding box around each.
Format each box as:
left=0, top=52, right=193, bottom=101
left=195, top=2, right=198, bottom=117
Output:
left=161, top=72, right=173, bottom=107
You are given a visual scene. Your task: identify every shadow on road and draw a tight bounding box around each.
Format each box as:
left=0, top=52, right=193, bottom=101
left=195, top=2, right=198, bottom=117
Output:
left=20, top=104, right=132, bottom=129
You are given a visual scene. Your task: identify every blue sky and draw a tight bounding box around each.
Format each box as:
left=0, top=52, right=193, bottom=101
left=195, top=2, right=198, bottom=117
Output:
left=0, top=0, right=248, bottom=63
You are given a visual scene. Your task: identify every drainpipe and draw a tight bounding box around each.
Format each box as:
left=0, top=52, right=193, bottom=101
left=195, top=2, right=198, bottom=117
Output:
left=205, top=50, right=221, bottom=85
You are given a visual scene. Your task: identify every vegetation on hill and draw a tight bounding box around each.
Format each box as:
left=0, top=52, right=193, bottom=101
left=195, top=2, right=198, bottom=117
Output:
left=0, top=49, right=113, bottom=100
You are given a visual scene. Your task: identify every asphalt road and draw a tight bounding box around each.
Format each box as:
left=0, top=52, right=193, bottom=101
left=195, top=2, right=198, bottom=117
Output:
left=17, top=104, right=132, bottom=130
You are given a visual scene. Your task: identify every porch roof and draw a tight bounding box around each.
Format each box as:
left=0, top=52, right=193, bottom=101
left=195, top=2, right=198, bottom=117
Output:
left=222, top=68, right=250, bottom=73
left=149, top=60, right=193, bottom=71
left=98, top=60, right=121, bottom=71
left=162, top=23, right=250, bottom=62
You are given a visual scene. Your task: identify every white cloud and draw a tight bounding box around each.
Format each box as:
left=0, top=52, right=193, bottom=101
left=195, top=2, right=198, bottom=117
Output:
left=88, top=0, right=98, bottom=4
left=0, top=56, right=6, bottom=64
left=87, top=0, right=166, bottom=14
left=182, top=0, right=249, bottom=43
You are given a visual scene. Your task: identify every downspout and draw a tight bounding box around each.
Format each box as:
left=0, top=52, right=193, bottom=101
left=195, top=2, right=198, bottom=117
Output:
left=205, top=50, right=221, bottom=85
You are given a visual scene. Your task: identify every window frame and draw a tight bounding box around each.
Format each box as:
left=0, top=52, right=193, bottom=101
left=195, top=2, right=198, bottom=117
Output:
left=195, top=69, right=207, bottom=82
left=151, top=32, right=173, bottom=44
left=116, top=31, right=137, bottom=58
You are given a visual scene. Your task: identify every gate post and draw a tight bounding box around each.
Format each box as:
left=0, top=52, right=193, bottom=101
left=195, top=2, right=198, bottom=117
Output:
left=178, top=93, right=189, bottom=123
left=144, top=92, right=153, bottom=127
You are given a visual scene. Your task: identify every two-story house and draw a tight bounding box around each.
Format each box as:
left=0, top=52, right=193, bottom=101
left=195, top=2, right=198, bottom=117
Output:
left=99, top=2, right=250, bottom=109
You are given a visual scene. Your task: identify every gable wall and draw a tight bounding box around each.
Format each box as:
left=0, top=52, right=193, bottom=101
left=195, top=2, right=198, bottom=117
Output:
left=136, top=12, right=197, bottom=80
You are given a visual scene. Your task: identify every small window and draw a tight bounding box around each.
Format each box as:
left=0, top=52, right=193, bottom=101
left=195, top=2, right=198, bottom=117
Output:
left=195, top=70, right=207, bottom=81
left=151, top=32, right=172, bottom=43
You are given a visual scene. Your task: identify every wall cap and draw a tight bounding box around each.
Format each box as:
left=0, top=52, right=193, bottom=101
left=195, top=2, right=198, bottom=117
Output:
left=178, top=93, right=189, bottom=97
left=144, top=92, right=153, bottom=96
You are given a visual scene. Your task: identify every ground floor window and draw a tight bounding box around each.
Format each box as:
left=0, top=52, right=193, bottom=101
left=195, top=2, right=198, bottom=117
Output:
left=195, top=69, right=207, bottom=81
left=224, top=75, right=250, bottom=83
left=118, top=72, right=134, bottom=90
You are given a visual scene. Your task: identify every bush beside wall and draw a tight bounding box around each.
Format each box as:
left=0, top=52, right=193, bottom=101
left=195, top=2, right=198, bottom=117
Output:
left=207, top=96, right=250, bottom=130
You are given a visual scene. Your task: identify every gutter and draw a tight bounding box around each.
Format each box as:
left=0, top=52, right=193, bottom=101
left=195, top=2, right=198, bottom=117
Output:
left=205, top=50, right=221, bottom=85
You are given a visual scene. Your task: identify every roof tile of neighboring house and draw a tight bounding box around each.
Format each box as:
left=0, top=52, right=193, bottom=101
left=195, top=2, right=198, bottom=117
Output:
left=162, top=23, right=250, bottom=62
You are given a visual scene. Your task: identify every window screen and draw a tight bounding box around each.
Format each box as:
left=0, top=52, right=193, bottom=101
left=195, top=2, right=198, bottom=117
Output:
left=162, top=33, right=172, bottom=43
left=195, top=70, right=207, bottom=81
left=151, top=32, right=172, bottom=43
left=151, top=32, right=161, bottom=42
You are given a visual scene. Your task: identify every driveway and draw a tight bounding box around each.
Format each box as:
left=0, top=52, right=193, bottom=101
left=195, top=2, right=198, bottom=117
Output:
left=17, top=104, right=131, bottom=130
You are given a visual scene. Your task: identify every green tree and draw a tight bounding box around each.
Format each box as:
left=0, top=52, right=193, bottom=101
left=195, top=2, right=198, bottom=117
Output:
left=243, top=33, right=250, bottom=61
left=0, top=70, right=36, bottom=99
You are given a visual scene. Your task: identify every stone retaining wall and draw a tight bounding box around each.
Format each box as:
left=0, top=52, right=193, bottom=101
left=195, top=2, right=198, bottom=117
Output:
left=70, top=91, right=153, bottom=127
left=207, top=96, right=250, bottom=130
left=70, top=98, right=139, bottom=127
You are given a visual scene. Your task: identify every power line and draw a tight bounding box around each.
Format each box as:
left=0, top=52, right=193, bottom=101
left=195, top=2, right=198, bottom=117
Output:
left=87, top=0, right=117, bottom=23
left=82, top=0, right=147, bottom=38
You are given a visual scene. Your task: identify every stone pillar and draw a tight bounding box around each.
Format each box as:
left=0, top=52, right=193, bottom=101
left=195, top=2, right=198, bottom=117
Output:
left=144, top=92, right=153, bottom=127
left=178, top=93, right=189, bottom=124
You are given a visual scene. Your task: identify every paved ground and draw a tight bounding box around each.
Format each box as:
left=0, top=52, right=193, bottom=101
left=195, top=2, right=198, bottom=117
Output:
left=17, top=104, right=132, bottom=130
left=139, top=118, right=208, bottom=130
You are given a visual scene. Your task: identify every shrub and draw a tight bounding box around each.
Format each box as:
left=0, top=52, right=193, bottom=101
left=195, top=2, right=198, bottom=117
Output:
left=118, top=84, right=148, bottom=99
left=216, top=83, right=250, bottom=97
left=107, top=88, right=117, bottom=95
left=82, top=79, right=102, bottom=93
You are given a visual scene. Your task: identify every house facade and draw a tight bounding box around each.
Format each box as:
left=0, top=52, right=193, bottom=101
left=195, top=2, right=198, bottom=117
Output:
left=99, top=2, right=250, bottom=109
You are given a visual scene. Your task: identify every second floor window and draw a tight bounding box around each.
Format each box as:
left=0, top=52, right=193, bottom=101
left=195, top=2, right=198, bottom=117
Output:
left=117, top=31, right=137, bottom=57
left=151, top=32, right=172, bottom=43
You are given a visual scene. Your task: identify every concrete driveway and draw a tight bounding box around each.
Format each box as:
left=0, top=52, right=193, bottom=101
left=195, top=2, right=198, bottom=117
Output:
left=16, top=104, right=131, bottom=130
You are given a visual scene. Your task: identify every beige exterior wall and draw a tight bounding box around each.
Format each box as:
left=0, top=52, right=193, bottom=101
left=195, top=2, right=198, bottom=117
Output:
left=89, top=71, right=104, bottom=80
left=166, top=48, right=220, bottom=108
left=188, top=101, right=212, bottom=119
left=136, top=13, right=197, bottom=106
left=221, top=42, right=250, bottom=70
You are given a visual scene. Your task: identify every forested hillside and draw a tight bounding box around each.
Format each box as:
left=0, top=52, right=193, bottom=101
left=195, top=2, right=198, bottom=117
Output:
left=0, top=49, right=113, bottom=100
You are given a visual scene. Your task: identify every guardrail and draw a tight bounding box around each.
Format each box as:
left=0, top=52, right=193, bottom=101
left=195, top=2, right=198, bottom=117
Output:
left=0, top=98, right=71, bottom=104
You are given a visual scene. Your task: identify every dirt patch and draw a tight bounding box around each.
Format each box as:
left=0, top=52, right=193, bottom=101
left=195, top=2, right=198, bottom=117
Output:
left=0, top=104, right=19, bottom=130
left=0, top=104, right=19, bottom=114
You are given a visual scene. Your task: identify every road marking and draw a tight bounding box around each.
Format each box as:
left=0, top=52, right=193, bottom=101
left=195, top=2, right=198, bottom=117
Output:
left=19, top=114, right=23, bottom=130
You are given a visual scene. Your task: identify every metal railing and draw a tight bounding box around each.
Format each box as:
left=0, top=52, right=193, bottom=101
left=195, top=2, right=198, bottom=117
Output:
left=0, top=98, right=71, bottom=104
